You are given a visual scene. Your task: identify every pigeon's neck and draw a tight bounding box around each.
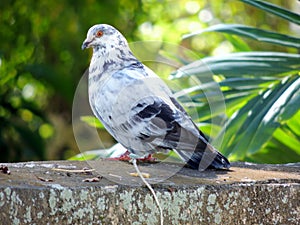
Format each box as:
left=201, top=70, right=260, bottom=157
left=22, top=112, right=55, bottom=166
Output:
left=89, top=45, right=139, bottom=82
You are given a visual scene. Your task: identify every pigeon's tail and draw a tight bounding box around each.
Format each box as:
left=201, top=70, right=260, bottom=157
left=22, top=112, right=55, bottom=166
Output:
left=207, top=151, right=231, bottom=170
left=176, top=137, right=230, bottom=171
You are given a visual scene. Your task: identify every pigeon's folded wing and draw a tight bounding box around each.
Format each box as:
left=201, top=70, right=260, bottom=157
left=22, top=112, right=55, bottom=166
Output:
left=128, top=97, right=203, bottom=153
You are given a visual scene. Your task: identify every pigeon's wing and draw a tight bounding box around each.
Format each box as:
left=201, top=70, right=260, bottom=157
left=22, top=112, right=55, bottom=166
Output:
left=169, top=97, right=209, bottom=142
left=106, top=67, right=230, bottom=169
left=128, top=96, right=204, bottom=153
left=132, top=97, right=181, bottom=145
left=127, top=96, right=230, bottom=170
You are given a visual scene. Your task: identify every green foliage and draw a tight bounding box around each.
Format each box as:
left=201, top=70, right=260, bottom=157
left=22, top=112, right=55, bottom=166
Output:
left=172, top=0, right=300, bottom=163
left=240, top=0, right=300, bottom=25
left=0, top=0, right=142, bottom=161
left=1, top=0, right=298, bottom=163
left=80, top=116, right=105, bottom=129
left=184, top=24, right=300, bottom=49
left=0, top=32, right=49, bottom=161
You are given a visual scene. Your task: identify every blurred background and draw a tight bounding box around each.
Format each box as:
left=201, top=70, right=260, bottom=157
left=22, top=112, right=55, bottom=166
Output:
left=0, top=0, right=299, bottom=163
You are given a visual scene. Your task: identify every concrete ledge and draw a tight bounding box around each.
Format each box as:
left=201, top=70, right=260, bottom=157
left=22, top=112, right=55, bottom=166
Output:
left=0, top=160, right=299, bottom=224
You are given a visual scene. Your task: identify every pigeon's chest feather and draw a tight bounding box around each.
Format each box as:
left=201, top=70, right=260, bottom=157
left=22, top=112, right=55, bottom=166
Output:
left=88, top=69, right=144, bottom=122
left=88, top=68, right=172, bottom=126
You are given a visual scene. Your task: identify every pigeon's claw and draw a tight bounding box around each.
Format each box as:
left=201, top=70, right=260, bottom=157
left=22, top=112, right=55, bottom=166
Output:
left=111, top=151, right=156, bottom=163
left=137, top=154, right=156, bottom=163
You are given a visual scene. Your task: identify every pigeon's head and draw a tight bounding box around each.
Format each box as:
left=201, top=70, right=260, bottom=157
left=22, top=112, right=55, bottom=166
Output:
left=82, top=24, right=128, bottom=51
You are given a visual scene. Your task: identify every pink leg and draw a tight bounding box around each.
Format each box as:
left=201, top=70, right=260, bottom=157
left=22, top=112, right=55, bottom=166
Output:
left=136, top=154, right=156, bottom=163
left=110, top=151, right=156, bottom=163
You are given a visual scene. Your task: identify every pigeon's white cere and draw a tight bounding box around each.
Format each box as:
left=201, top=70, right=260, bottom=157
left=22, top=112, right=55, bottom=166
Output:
left=82, top=24, right=230, bottom=170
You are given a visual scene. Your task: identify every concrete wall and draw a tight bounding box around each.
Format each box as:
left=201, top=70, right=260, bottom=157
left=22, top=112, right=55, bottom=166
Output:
left=0, top=160, right=299, bottom=224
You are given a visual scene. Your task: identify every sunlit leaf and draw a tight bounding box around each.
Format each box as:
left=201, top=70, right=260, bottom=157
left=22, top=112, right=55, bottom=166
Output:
left=69, top=143, right=128, bottom=160
left=247, top=76, right=300, bottom=154
left=240, top=0, right=300, bottom=25
left=183, top=24, right=300, bottom=49
left=226, top=75, right=299, bottom=158
left=223, top=34, right=252, bottom=52
left=80, top=116, right=104, bottom=129
left=196, top=122, right=222, bottom=139
left=171, top=52, right=300, bottom=78
left=273, top=126, right=300, bottom=154
left=286, top=110, right=300, bottom=137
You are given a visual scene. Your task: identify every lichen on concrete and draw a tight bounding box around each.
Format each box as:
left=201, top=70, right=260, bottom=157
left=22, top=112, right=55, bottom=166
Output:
left=0, top=161, right=299, bottom=224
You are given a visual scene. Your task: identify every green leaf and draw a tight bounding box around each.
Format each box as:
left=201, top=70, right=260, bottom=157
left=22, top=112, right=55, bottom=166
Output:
left=69, top=143, right=128, bottom=160
left=249, top=122, right=300, bottom=164
left=240, top=0, right=300, bottom=25
left=245, top=140, right=300, bottom=163
left=226, top=75, right=300, bottom=159
left=183, top=24, right=300, bottom=49
left=176, top=77, right=273, bottom=122
left=273, top=126, right=300, bottom=154
left=224, top=34, right=252, bottom=52
left=247, top=76, right=300, bottom=154
left=218, top=93, right=260, bottom=156
left=286, top=110, right=300, bottom=137
left=80, top=116, right=105, bottom=129
left=171, top=52, right=300, bottom=78
left=196, top=122, right=222, bottom=139
left=68, top=151, right=101, bottom=161
left=278, top=84, right=300, bottom=122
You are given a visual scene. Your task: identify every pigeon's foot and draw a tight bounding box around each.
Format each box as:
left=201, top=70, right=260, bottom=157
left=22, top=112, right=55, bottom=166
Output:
left=110, top=151, right=156, bottom=163
left=116, top=151, right=131, bottom=161
left=136, top=153, right=156, bottom=163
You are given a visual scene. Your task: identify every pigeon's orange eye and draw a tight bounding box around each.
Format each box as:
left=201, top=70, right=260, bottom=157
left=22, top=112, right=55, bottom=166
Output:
left=96, top=30, right=103, bottom=37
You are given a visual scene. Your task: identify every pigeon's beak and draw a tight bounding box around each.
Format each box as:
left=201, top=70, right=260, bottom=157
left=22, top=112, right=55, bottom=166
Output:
left=81, top=39, right=91, bottom=50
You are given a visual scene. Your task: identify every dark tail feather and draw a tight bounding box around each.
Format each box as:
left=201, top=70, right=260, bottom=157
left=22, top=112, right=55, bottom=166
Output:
left=176, top=140, right=230, bottom=171
left=207, top=151, right=231, bottom=170
left=210, top=152, right=230, bottom=169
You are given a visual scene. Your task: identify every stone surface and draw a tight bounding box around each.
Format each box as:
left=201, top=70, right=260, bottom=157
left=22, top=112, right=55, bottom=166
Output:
left=0, top=160, right=299, bottom=225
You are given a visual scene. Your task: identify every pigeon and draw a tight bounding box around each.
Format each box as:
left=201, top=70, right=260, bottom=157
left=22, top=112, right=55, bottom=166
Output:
left=82, top=24, right=230, bottom=170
